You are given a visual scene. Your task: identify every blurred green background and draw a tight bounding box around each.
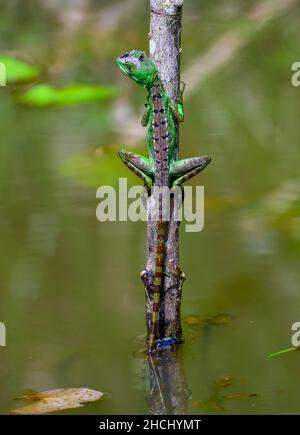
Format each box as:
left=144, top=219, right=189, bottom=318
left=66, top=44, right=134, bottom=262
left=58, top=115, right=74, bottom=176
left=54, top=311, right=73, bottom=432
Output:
left=0, top=0, right=300, bottom=414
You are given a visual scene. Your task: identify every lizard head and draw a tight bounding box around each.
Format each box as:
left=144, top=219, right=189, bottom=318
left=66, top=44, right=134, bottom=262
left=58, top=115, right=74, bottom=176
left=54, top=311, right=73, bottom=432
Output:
left=116, top=50, right=157, bottom=89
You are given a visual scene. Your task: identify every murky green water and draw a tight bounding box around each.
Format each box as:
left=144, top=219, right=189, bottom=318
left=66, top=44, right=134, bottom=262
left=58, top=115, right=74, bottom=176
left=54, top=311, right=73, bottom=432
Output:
left=1, top=0, right=300, bottom=414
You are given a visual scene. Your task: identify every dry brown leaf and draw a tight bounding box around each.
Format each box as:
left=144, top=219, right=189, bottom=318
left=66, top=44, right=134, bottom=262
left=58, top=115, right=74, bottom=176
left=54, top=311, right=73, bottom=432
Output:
left=11, top=387, right=103, bottom=414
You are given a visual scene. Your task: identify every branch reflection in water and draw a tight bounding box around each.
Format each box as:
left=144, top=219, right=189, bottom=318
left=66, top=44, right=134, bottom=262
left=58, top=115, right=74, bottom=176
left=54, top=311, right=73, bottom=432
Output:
left=145, top=346, right=190, bottom=415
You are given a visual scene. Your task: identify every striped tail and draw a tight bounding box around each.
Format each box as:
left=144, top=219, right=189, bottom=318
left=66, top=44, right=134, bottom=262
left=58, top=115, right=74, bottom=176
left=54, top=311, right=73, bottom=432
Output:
left=148, top=220, right=167, bottom=351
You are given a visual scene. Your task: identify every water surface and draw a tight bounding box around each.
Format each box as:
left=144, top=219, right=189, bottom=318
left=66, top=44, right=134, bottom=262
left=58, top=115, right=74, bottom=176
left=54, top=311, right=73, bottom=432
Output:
left=0, top=0, right=300, bottom=414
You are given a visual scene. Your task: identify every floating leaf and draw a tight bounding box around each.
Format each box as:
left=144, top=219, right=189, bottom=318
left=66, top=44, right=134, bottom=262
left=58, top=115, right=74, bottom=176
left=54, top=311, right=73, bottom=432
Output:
left=11, top=387, right=103, bottom=414
left=0, top=55, right=41, bottom=83
left=268, top=347, right=298, bottom=358
left=19, top=84, right=119, bottom=106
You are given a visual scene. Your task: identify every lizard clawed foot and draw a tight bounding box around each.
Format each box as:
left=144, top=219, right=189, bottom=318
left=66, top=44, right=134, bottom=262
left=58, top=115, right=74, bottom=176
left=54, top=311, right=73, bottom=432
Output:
left=179, top=81, right=186, bottom=102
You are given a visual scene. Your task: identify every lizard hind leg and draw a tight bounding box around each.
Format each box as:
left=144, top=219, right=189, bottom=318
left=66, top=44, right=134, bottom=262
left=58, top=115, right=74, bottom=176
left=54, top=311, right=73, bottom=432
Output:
left=171, top=156, right=211, bottom=186
left=118, top=149, right=153, bottom=191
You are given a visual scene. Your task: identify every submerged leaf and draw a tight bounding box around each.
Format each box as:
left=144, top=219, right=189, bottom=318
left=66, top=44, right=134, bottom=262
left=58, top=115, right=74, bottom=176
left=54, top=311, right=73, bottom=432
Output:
left=184, top=313, right=234, bottom=326
left=0, top=55, right=41, bottom=83
left=184, top=315, right=212, bottom=326
left=11, top=387, right=103, bottom=414
left=19, top=84, right=119, bottom=106
left=222, top=392, right=245, bottom=400
left=215, top=376, right=233, bottom=389
left=211, top=313, right=234, bottom=325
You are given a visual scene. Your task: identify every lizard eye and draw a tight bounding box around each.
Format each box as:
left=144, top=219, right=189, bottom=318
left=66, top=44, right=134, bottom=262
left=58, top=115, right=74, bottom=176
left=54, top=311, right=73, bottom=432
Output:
left=127, top=66, right=134, bottom=73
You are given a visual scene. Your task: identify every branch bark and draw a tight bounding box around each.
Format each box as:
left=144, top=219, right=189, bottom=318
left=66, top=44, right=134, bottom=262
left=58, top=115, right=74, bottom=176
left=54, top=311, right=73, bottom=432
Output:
left=142, top=0, right=184, bottom=341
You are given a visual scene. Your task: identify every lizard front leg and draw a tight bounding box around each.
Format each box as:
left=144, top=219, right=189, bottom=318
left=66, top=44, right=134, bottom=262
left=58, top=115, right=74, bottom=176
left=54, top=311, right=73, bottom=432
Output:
left=141, top=103, right=150, bottom=127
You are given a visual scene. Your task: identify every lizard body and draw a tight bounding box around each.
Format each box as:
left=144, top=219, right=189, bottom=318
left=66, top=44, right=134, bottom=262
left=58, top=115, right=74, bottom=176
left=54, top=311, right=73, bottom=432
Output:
left=116, top=50, right=211, bottom=351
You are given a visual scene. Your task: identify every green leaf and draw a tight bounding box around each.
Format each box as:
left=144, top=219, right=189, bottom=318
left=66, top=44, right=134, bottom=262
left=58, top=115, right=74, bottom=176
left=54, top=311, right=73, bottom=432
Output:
left=19, top=83, right=119, bottom=106
left=0, top=55, right=41, bottom=83
left=19, top=84, right=57, bottom=106
left=268, top=347, right=297, bottom=358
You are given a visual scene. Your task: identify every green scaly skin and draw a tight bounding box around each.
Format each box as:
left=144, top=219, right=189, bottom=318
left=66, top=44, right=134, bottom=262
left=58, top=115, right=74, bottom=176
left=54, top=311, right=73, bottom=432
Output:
left=116, top=50, right=211, bottom=351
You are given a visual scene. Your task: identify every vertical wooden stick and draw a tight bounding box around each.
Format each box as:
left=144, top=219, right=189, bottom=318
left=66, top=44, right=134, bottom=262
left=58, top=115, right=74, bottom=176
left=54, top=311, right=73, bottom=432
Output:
left=142, top=0, right=185, bottom=341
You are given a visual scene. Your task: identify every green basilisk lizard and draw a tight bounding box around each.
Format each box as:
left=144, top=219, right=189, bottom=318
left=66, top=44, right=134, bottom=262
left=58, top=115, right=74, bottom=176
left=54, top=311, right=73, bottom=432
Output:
left=116, top=50, right=211, bottom=351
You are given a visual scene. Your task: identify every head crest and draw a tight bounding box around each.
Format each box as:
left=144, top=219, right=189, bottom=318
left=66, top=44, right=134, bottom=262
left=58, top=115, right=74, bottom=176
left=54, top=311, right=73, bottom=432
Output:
left=116, top=50, right=157, bottom=88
